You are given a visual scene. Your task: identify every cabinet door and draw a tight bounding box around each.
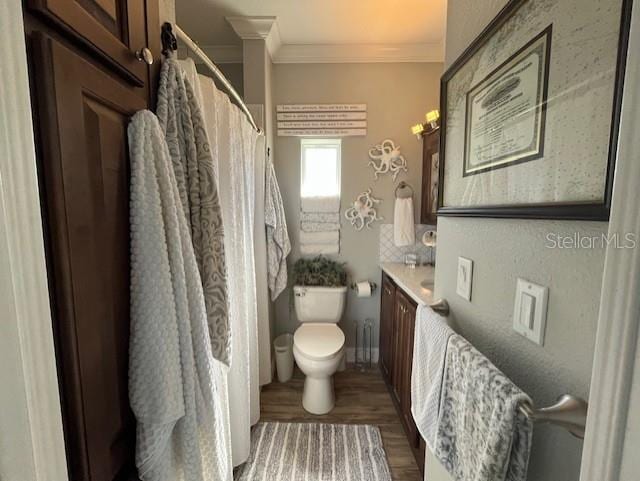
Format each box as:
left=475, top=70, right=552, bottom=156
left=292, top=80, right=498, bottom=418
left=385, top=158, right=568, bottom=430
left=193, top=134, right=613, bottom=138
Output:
left=27, top=0, right=149, bottom=87
left=392, top=292, right=408, bottom=404
left=401, top=297, right=418, bottom=445
left=379, top=274, right=396, bottom=381
left=32, top=33, right=146, bottom=481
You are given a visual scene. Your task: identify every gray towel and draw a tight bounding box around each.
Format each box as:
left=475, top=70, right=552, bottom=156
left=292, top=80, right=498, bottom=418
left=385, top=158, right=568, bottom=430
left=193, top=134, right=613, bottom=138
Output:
left=434, top=334, right=533, bottom=481
left=156, top=58, right=231, bottom=366
left=265, top=161, right=291, bottom=300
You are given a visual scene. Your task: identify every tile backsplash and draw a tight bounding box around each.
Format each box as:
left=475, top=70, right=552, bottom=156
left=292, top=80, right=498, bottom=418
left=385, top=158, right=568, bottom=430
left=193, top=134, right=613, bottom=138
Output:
left=379, top=224, right=436, bottom=264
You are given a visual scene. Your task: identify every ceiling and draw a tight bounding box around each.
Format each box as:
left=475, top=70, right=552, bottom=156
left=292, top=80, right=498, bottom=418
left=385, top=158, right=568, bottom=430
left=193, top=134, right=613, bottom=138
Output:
left=176, top=0, right=447, bottom=63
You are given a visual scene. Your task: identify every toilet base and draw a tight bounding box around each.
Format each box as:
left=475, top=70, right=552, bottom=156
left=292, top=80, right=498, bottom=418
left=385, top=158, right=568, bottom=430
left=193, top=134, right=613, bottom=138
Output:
left=302, top=376, right=335, bottom=415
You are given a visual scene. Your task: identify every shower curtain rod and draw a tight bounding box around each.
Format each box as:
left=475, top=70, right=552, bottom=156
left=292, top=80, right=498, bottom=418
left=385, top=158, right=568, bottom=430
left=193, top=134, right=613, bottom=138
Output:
left=163, top=23, right=262, bottom=134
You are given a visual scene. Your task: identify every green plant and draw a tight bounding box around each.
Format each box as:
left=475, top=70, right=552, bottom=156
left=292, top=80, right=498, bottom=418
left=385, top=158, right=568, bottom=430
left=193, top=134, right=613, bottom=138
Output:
left=292, top=256, right=347, bottom=287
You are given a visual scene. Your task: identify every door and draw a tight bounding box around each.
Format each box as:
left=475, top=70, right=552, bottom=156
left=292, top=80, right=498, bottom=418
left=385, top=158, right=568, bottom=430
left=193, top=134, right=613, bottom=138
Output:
left=379, top=274, right=396, bottom=381
left=31, top=32, right=147, bottom=481
left=26, top=0, right=149, bottom=87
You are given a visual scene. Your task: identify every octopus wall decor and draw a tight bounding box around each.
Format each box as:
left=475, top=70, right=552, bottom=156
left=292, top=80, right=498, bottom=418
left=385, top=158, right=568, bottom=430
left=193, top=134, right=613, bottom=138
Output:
left=368, top=139, right=408, bottom=180
left=344, top=189, right=383, bottom=231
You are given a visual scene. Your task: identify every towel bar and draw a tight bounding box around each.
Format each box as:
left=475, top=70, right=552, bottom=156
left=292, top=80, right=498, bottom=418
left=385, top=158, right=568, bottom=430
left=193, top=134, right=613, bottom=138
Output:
left=429, top=298, right=450, bottom=316
left=424, top=297, right=589, bottom=438
left=519, top=394, right=588, bottom=439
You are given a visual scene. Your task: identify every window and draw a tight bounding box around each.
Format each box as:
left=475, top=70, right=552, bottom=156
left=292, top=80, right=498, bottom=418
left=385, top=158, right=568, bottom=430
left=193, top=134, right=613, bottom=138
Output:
left=300, top=138, right=341, bottom=198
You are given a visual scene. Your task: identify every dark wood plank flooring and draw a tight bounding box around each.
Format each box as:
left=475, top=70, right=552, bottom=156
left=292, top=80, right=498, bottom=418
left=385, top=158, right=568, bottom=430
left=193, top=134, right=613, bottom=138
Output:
left=260, top=366, right=422, bottom=481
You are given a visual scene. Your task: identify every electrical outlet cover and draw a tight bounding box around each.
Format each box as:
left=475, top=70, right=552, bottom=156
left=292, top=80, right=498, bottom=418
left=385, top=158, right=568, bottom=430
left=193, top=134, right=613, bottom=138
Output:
left=456, top=257, right=473, bottom=301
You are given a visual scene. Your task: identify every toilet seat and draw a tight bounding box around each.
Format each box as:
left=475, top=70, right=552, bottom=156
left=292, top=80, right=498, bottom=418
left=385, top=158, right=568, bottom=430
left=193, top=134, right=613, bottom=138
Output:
left=294, top=323, right=345, bottom=361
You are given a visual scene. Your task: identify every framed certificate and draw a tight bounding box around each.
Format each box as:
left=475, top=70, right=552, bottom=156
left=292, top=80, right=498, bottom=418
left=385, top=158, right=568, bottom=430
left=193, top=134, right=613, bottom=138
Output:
left=438, top=0, right=632, bottom=220
left=463, top=26, right=551, bottom=177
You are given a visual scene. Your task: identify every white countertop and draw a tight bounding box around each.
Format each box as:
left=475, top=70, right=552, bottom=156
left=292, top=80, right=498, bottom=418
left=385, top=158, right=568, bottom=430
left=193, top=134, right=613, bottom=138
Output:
left=380, top=262, right=436, bottom=306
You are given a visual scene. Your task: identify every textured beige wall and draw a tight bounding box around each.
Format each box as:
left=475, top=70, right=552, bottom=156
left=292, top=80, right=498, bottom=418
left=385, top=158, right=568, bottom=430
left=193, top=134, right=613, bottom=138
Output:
left=427, top=0, right=609, bottom=480
left=272, top=62, right=443, bottom=348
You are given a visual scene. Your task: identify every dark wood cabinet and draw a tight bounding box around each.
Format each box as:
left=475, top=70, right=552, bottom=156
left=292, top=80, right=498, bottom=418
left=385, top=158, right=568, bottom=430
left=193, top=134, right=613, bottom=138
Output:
left=26, top=0, right=151, bottom=87
left=379, top=272, right=425, bottom=474
left=420, top=128, right=440, bottom=225
left=23, top=2, right=159, bottom=480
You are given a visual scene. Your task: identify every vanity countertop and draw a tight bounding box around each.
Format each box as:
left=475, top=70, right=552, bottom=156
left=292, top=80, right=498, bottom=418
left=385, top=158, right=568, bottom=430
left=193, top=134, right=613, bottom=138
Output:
left=380, top=262, right=435, bottom=306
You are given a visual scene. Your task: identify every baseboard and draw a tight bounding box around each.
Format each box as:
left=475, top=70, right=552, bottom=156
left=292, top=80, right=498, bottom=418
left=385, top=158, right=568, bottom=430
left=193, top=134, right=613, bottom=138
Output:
left=345, top=347, right=379, bottom=364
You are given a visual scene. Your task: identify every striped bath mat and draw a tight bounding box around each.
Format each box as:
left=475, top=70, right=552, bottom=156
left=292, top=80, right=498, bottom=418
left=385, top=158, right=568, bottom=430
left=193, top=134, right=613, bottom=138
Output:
left=235, top=422, right=392, bottom=481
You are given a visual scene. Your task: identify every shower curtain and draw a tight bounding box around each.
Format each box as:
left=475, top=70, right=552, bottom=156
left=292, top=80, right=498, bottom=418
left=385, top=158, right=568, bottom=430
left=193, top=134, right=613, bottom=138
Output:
left=179, top=58, right=261, bottom=467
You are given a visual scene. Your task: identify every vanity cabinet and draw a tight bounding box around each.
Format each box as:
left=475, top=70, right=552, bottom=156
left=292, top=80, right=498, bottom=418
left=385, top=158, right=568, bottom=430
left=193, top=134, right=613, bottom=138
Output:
left=380, top=271, right=426, bottom=474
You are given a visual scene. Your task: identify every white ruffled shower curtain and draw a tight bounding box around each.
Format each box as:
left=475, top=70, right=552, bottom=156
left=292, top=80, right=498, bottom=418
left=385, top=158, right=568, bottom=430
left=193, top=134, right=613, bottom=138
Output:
left=178, top=59, right=262, bottom=467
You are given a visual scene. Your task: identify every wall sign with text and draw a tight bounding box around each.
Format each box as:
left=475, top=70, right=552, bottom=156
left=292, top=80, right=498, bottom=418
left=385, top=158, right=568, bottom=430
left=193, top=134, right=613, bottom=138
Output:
left=277, top=104, right=367, bottom=137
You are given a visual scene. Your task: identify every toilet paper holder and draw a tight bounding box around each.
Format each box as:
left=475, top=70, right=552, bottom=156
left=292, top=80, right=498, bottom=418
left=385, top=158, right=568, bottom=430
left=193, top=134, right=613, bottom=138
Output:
left=349, top=281, right=377, bottom=294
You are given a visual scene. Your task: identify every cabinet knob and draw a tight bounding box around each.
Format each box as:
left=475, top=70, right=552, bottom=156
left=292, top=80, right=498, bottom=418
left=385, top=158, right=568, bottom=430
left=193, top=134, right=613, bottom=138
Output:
left=135, top=47, right=154, bottom=65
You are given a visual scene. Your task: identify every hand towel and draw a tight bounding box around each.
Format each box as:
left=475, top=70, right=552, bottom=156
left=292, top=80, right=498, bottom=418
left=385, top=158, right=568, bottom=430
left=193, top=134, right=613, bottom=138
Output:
left=301, top=221, right=341, bottom=233
left=411, top=304, right=454, bottom=451
left=393, top=197, right=415, bottom=247
left=300, top=212, right=340, bottom=223
left=265, top=161, right=291, bottom=300
left=434, top=334, right=533, bottom=481
left=301, top=243, right=340, bottom=255
left=300, top=230, right=339, bottom=245
left=156, top=58, right=231, bottom=366
left=301, top=196, right=340, bottom=213
left=128, top=110, right=231, bottom=481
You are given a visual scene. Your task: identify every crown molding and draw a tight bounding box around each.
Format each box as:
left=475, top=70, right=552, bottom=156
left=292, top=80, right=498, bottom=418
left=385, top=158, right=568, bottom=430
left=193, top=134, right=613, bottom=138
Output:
left=273, top=42, right=444, bottom=64
left=226, top=16, right=282, bottom=58
left=221, top=16, right=444, bottom=64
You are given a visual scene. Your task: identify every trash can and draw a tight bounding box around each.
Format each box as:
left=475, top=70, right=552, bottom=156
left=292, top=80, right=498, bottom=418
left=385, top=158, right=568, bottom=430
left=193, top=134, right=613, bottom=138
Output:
left=274, top=333, right=294, bottom=383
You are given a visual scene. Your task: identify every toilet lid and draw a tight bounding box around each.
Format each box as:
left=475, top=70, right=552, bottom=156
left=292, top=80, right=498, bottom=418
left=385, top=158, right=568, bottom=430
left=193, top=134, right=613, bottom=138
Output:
left=294, top=323, right=345, bottom=361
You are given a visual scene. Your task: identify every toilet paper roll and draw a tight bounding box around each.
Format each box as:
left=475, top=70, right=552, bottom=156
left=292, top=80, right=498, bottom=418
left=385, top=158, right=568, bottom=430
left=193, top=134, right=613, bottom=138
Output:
left=355, top=281, right=372, bottom=298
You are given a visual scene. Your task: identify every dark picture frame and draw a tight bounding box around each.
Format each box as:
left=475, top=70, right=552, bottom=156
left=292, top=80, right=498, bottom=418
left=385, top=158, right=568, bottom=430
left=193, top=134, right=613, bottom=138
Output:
left=437, top=0, right=633, bottom=220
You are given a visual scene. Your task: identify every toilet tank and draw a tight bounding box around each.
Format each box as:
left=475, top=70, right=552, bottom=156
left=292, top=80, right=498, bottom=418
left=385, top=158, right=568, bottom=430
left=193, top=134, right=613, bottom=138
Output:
left=294, top=286, right=348, bottom=323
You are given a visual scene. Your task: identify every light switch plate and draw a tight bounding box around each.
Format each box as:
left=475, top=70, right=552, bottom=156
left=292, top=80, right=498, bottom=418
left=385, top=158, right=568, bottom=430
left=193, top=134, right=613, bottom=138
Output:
left=456, top=257, right=473, bottom=301
left=513, top=278, right=548, bottom=345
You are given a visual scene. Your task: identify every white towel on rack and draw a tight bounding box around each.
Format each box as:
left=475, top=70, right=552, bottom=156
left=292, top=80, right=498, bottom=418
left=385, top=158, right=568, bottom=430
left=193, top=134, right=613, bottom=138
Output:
left=300, top=212, right=340, bottom=223
left=300, top=221, right=341, bottom=233
left=410, top=304, right=454, bottom=452
left=128, top=110, right=231, bottom=481
left=300, top=243, right=339, bottom=255
left=393, top=197, right=415, bottom=247
left=434, top=334, right=533, bottom=481
left=299, top=230, right=339, bottom=245
left=301, top=196, right=340, bottom=213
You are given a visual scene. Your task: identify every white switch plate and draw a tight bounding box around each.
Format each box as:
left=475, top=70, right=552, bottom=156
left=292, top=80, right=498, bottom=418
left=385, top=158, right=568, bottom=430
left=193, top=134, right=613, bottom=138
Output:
left=456, top=257, right=473, bottom=301
left=513, top=278, right=548, bottom=345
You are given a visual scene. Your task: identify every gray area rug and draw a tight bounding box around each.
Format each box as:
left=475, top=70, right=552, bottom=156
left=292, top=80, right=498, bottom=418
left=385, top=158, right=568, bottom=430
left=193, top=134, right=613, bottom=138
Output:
left=235, top=422, right=392, bottom=481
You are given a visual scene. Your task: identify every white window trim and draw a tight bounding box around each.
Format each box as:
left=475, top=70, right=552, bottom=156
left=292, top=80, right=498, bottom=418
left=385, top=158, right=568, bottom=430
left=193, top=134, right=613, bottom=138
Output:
left=300, top=138, right=342, bottom=198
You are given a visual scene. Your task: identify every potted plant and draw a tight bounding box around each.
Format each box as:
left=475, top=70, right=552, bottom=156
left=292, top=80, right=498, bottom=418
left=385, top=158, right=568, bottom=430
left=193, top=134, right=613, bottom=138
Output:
left=292, top=256, right=347, bottom=287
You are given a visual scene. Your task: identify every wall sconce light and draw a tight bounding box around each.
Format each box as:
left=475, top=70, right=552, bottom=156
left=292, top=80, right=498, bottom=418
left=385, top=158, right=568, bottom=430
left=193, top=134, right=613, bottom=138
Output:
left=425, top=110, right=440, bottom=130
left=411, top=123, right=425, bottom=139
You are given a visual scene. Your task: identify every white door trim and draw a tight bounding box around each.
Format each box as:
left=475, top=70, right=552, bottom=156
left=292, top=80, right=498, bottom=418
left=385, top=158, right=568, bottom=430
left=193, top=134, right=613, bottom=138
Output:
left=580, top=1, right=640, bottom=479
left=0, top=1, right=68, bottom=480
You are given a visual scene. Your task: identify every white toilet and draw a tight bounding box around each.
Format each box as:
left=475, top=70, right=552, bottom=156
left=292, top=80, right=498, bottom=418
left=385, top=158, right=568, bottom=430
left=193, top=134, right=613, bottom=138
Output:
left=293, top=285, right=347, bottom=415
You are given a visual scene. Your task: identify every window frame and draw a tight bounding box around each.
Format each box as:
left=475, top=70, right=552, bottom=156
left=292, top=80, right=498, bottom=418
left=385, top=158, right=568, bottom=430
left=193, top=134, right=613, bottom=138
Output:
left=300, top=138, right=342, bottom=198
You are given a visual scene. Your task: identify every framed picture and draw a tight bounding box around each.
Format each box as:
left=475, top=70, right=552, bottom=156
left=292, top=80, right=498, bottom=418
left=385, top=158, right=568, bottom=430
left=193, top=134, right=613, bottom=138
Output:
left=438, top=0, right=632, bottom=220
left=420, top=128, right=440, bottom=225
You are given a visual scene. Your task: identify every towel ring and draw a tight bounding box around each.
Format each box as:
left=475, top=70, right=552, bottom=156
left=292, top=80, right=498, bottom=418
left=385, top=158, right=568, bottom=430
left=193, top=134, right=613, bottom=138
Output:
left=395, top=181, right=414, bottom=199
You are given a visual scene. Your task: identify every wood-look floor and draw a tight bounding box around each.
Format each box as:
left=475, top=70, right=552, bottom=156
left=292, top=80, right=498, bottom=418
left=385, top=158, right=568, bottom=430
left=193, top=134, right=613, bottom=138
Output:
left=260, top=366, right=422, bottom=481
